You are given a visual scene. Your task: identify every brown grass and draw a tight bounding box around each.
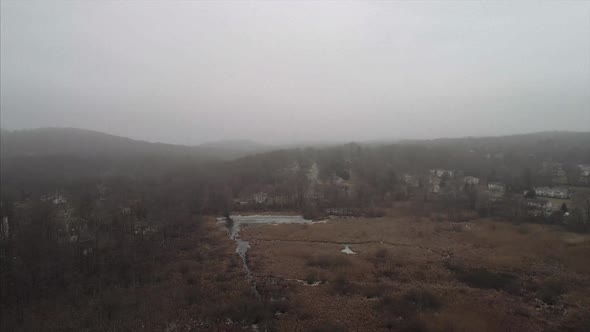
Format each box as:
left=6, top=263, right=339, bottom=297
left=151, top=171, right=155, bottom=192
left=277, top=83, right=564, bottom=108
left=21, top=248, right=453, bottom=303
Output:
left=240, top=213, right=590, bottom=331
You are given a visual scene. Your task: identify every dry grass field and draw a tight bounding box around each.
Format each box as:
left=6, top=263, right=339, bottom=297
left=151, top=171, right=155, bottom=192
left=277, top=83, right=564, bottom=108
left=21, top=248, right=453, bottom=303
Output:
left=239, top=213, right=590, bottom=331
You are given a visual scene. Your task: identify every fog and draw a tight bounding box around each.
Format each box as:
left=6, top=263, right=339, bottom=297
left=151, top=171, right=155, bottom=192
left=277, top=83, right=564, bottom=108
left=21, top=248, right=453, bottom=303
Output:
left=1, top=0, right=589, bottom=145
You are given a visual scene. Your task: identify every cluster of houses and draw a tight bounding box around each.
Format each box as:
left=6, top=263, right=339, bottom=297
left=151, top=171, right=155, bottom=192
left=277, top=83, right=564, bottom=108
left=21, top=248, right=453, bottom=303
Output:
left=540, top=162, right=590, bottom=186
left=428, top=169, right=456, bottom=193
left=234, top=159, right=587, bottom=220
left=1, top=189, right=160, bottom=255
left=41, top=191, right=68, bottom=205
left=541, top=161, right=567, bottom=178
left=579, top=164, right=590, bottom=185
left=524, top=198, right=554, bottom=217
left=418, top=167, right=578, bottom=217
left=533, top=187, right=569, bottom=199
left=234, top=190, right=297, bottom=208
left=403, top=174, right=420, bottom=187
left=487, top=182, right=506, bottom=201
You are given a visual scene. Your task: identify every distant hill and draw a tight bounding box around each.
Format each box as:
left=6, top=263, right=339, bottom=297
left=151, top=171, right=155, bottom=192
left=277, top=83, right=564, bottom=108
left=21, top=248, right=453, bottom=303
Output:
left=197, top=139, right=272, bottom=159
left=0, top=128, right=269, bottom=161
left=398, top=131, right=590, bottom=154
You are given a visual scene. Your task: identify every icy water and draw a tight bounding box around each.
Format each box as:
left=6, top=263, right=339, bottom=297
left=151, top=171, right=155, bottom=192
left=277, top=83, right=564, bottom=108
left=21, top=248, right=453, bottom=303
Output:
left=222, top=215, right=313, bottom=297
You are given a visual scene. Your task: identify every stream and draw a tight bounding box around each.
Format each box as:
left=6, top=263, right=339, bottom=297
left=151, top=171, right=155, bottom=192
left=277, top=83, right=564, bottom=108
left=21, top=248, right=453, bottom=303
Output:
left=222, top=215, right=313, bottom=297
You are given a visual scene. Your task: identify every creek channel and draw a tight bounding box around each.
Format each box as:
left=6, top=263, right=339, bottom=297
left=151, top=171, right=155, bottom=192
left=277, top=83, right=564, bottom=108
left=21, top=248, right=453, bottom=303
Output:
left=220, top=215, right=314, bottom=297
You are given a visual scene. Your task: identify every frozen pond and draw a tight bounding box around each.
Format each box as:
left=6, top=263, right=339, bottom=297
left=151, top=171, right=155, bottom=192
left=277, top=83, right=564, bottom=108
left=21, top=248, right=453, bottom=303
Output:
left=228, top=215, right=312, bottom=239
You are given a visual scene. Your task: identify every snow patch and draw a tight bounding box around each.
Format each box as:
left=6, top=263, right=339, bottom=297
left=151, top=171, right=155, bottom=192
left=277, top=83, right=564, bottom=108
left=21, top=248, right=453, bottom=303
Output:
left=341, top=245, right=356, bottom=255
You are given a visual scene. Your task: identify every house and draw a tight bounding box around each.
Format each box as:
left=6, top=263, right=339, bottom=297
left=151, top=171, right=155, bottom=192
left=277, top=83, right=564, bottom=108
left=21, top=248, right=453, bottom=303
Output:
left=488, top=182, right=506, bottom=192
left=578, top=164, right=590, bottom=184
left=487, top=182, right=506, bottom=201
left=286, top=162, right=301, bottom=173
left=268, top=195, right=294, bottom=206
left=42, top=191, right=67, bottom=205
left=133, top=223, right=158, bottom=236
left=430, top=169, right=454, bottom=178
left=542, top=161, right=566, bottom=177
left=579, top=164, right=590, bottom=177
left=524, top=198, right=553, bottom=216
left=254, top=192, right=269, bottom=204
left=429, top=176, right=442, bottom=193
left=463, top=176, right=480, bottom=185
left=331, top=175, right=346, bottom=185
left=403, top=174, right=420, bottom=187
left=52, top=195, right=67, bottom=205
left=233, top=199, right=249, bottom=207
left=533, top=187, right=569, bottom=199
left=325, top=207, right=354, bottom=216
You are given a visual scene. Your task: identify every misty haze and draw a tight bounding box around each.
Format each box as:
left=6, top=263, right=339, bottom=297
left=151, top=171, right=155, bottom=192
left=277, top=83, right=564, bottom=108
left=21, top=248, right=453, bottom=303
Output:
left=1, top=1, right=589, bottom=332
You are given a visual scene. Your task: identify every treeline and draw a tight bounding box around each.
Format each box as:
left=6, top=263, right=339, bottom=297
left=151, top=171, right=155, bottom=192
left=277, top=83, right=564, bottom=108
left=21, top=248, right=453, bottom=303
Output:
left=1, top=131, right=590, bottom=329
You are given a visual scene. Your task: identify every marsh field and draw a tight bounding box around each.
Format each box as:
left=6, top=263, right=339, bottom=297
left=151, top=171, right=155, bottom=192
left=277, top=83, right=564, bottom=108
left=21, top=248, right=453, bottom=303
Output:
left=228, top=206, right=590, bottom=332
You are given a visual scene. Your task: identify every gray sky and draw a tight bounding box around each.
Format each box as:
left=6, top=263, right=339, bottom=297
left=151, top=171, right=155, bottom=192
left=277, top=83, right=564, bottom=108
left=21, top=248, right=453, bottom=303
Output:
left=1, top=1, right=589, bottom=145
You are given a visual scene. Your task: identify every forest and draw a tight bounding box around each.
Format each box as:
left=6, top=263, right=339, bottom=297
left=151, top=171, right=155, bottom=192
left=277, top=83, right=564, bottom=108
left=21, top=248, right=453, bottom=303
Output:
left=1, top=129, right=590, bottom=331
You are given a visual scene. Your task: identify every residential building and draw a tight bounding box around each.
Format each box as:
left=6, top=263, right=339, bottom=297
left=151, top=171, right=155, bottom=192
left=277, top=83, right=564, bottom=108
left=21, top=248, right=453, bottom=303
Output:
left=534, top=187, right=569, bottom=199
left=430, top=169, right=454, bottom=178
left=254, top=192, right=269, bottom=204
left=524, top=198, right=553, bottom=216
left=488, top=182, right=506, bottom=192
left=579, top=164, right=590, bottom=177
left=403, top=174, right=420, bottom=187
left=463, top=176, right=480, bottom=185
left=429, top=176, right=442, bottom=193
left=541, top=161, right=566, bottom=177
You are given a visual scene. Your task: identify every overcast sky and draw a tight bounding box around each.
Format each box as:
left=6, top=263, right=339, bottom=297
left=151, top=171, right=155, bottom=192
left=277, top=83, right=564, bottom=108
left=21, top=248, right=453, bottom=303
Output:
left=1, top=1, right=589, bottom=145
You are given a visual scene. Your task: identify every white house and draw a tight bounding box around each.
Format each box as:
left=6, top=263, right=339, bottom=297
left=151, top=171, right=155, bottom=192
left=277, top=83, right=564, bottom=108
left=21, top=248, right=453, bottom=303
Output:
left=254, top=192, right=269, bottom=204
left=525, top=198, right=553, bottom=216
left=463, top=176, right=480, bottom=185
left=403, top=174, right=420, bottom=187
left=487, top=182, right=506, bottom=192
left=578, top=164, right=590, bottom=177
left=533, top=187, right=569, bottom=199
left=430, top=169, right=454, bottom=178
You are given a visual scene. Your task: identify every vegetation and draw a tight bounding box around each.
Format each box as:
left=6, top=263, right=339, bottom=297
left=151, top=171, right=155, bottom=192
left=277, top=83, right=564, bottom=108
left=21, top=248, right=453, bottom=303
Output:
left=1, top=130, right=590, bottom=331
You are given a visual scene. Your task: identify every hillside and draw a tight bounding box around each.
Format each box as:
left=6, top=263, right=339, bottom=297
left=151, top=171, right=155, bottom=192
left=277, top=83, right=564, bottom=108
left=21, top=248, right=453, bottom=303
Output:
left=0, top=128, right=269, bottom=160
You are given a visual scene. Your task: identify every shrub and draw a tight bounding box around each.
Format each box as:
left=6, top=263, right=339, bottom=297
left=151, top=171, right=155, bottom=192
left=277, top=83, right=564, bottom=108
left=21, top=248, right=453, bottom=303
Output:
left=302, top=205, right=324, bottom=220
left=307, top=255, right=351, bottom=270
left=454, top=267, right=517, bottom=291
left=179, top=263, right=190, bottom=275
left=398, top=317, right=431, bottom=332
left=517, top=224, right=530, bottom=235
left=376, top=288, right=441, bottom=316
left=225, top=217, right=234, bottom=230
left=185, top=273, right=197, bottom=285
left=537, top=280, right=567, bottom=305
left=185, top=287, right=201, bottom=305
left=224, top=299, right=272, bottom=325
left=330, top=274, right=357, bottom=295
left=362, top=285, right=385, bottom=299
left=401, top=288, right=441, bottom=312
left=270, top=299, right=291, bottom=315
left=374, top=248, right=389, bottom=260
left=305, top=272, right=319, bottom=284
left=374, top=264, right=398, bottom=280
left=364, top=207, right=386, bottom=218
left=311, top=321, right=348, bottom=332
